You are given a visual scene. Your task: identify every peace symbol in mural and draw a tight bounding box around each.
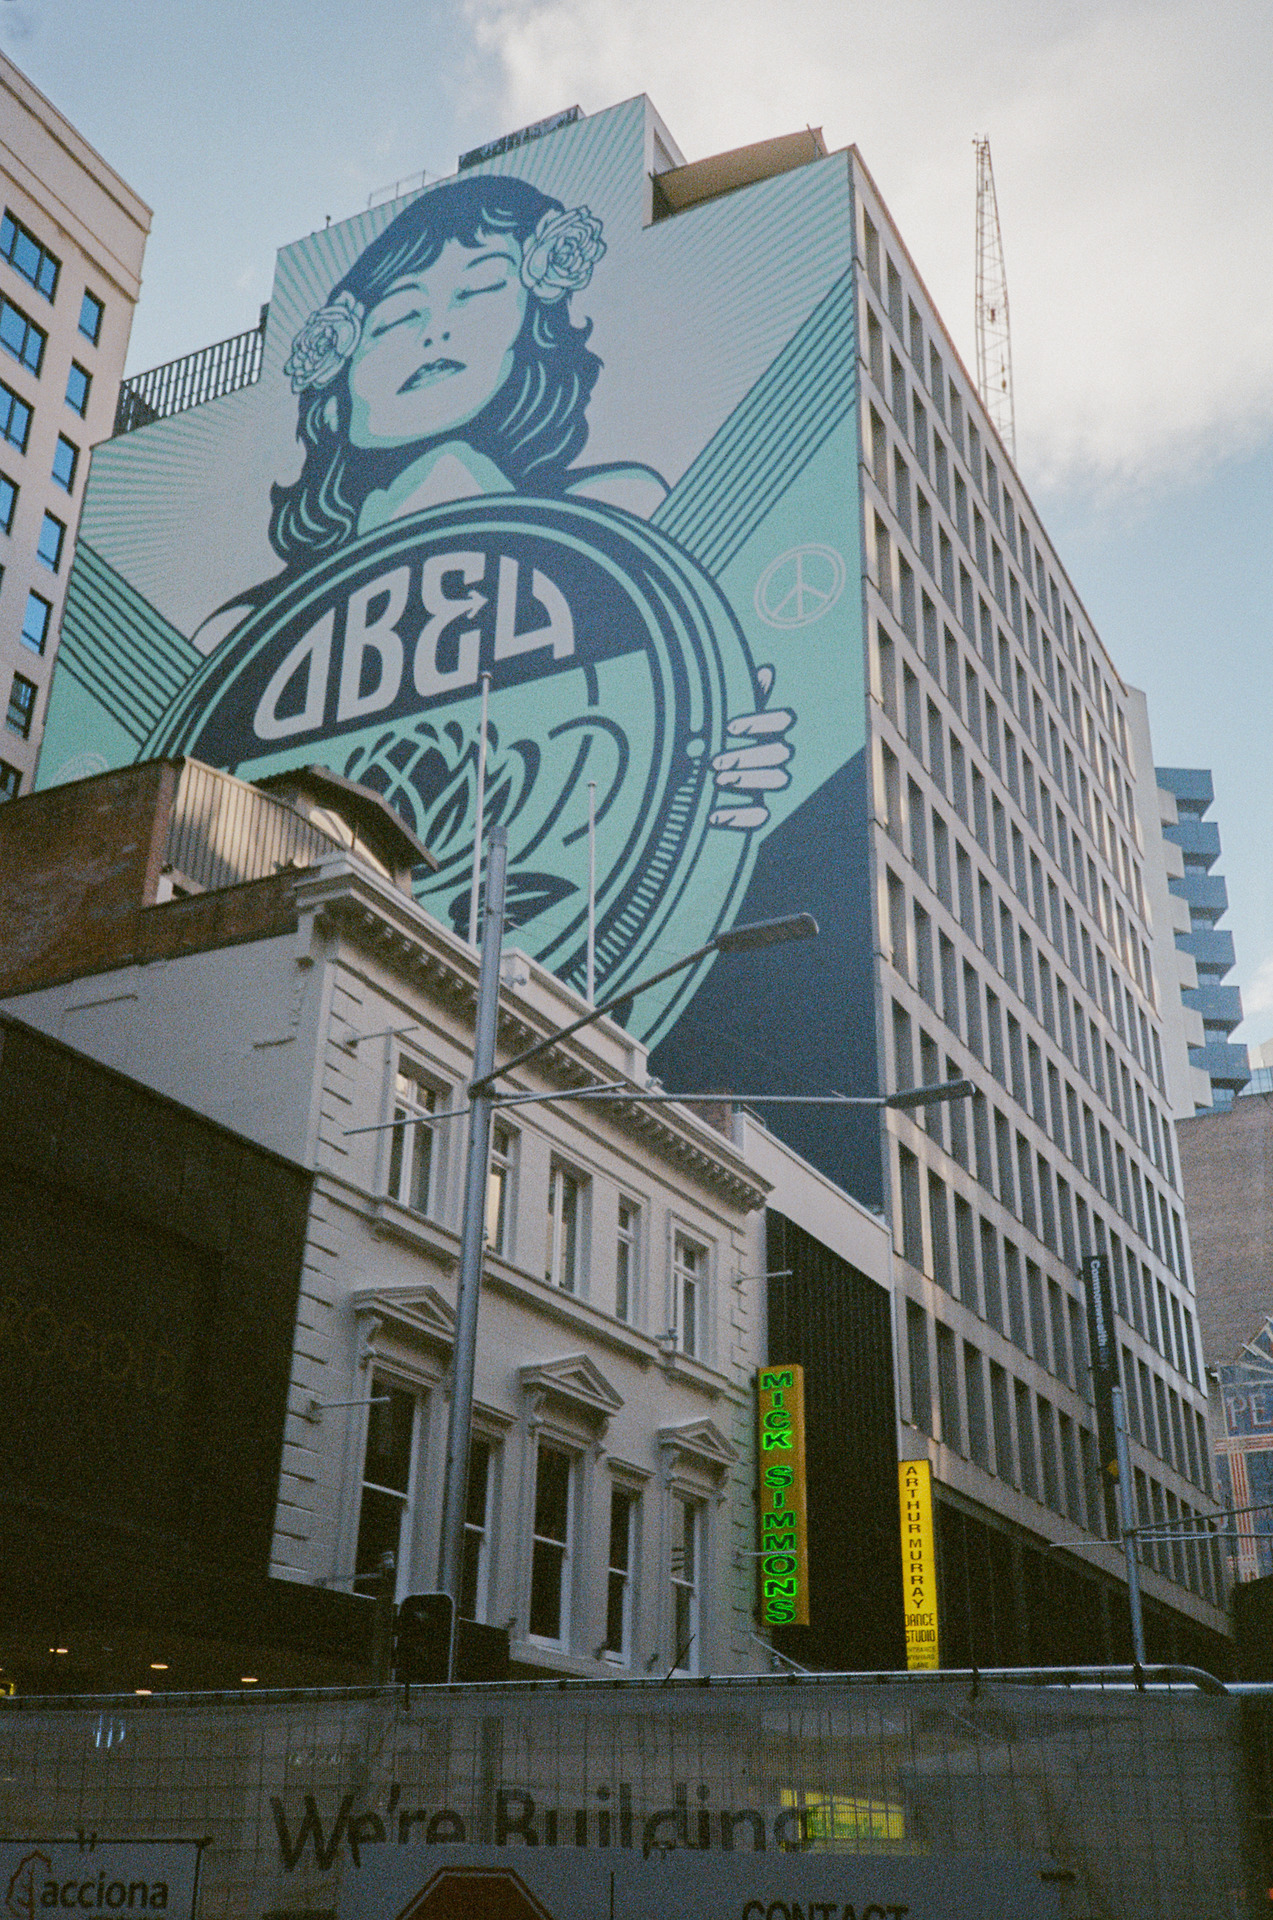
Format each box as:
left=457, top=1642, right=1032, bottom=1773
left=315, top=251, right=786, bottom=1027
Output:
left=754, top=544, right=846, bottom=629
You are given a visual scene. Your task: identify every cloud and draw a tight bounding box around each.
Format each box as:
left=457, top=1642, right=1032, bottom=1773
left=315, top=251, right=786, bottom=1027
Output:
left=0, top=2, right=37, bottom=44
left=462, top=0, right=1273, bottom=495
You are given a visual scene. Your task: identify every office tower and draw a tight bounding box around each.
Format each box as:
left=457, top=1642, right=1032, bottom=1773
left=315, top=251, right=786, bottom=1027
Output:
left=0, top=51, right=149, bottom=797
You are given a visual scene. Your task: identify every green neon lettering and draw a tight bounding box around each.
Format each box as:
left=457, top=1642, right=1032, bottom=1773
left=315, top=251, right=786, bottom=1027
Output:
left=762, top=1432, right=794, bottom=1449
left=764, top=1465, right=794, bottom=1487
left=760, top=1370, right=794, bottom=1390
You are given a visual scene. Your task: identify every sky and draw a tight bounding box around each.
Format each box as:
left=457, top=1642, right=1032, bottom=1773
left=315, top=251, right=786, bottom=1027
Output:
left=5, top=0, right=1272, bottom=1044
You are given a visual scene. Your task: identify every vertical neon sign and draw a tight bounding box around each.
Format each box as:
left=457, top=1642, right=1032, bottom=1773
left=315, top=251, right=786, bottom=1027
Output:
left=757, top=1364, right=809, bottom=1625
left=899, top=1459, right=939, bottom=1669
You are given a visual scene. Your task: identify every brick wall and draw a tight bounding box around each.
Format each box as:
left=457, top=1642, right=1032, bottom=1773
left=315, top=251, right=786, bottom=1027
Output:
left=1178, top=1096, right=1273, bottom=1365
left=0, top=762, right=297, bottom=995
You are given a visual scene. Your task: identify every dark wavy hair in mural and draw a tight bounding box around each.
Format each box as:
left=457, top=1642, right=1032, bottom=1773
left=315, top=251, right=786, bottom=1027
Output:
left=269, top=174, right=605, bottom=563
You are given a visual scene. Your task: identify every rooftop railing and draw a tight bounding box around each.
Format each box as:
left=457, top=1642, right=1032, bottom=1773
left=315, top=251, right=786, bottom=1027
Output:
left=113, top=311, right=266, bottom=435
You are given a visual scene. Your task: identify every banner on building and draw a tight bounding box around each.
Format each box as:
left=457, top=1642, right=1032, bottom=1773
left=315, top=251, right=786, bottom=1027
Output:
left=39, top=99, right=878, bottom=1199
left=756, top=1363, right=809, bottom=1626
left=345, top=1842, right=1062, bottom=1920
left=1081, top=1253, right=1121, bottom=1537
left=899, top=1458, right=938, bottom=1670
left=1216, top=1315, right=1273, bottom=1582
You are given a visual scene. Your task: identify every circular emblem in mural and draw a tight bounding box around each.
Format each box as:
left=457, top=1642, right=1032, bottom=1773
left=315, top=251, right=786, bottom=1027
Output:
left=51, top=750, right=109, bottom=786
left=145, top=495, right=760, bottom=1032
left=754, top=544, right=846, bottom=629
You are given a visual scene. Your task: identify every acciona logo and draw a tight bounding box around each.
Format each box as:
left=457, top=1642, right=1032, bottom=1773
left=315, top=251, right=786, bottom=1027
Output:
left=0, top=1844, right=198, bottom=1920
left=6, top=1855, right=170, bottom=1915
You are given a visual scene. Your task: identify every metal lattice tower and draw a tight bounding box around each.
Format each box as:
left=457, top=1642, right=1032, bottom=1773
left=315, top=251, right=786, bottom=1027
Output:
left=974, top=135, right=1016, bottom=459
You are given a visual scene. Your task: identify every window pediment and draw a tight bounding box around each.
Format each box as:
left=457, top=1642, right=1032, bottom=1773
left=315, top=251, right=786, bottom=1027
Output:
left=658, top=1417, right=737, bottom=1479
left=520, top=1352, right=624, bottom=1429
left=352, top=1283, right=456, bottom=1358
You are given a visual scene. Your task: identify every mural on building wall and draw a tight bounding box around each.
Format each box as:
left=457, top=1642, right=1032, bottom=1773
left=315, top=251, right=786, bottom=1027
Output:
left=41, top=100, right=875, bottom=1187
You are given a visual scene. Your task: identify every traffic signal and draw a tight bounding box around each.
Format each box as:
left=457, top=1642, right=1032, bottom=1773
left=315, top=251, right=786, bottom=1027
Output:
left=394, top=1592, right=454, bottom=1685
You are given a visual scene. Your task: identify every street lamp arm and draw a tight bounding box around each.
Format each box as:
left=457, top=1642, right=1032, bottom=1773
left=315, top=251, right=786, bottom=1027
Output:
left=469, top=911, right=819, bottom=1095
left=343, top=1076, right=976, bottom=1137
left=884, top=1076, right=976, bottom=1110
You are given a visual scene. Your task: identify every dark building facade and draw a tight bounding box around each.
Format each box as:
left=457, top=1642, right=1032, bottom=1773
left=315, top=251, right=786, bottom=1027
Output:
left=765, top=1209, right=905, bottom=1671
left=0, top=1012, right=368, bottom=1694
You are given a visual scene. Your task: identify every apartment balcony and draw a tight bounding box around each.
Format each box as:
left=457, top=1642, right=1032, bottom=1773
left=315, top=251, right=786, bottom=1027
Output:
left=1189, top=1039, right=1251, bottom=1096
left=1165, top=816, right=1222, bottom=868
left=1183, top=983, right=1245, bottom=1032
left=1157, top=766, right=1214, bottom=817
left=1169, top=870, right=1229, bottom=920
left=1179, top=926, right=1237, bottom=973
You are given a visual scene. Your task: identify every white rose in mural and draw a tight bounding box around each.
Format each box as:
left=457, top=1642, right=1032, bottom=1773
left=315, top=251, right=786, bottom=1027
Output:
left=283, top=292, right=364, bottom=393
left=519, top=207, right=606, bottom=303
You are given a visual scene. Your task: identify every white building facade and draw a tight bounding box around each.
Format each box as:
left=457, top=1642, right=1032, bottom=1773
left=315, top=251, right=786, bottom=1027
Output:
left=853, top=153, right=1226, bottom=1653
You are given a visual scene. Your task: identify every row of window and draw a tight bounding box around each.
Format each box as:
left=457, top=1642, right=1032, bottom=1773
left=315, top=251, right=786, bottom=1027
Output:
left=0, top=295, right=93, bottom=414
left=860, top=206, right=1207, bottom=1480
left=0, top=376, right=80, bottom=489
left=861, top=256, right=1149, bottom=1018
left=354, top=1375, right=705, bottom=1670
left=882, top=758, right=1172, bottom=1185
left=904, top=1297, right=1218, bottom=1603
left=889, top=873, right=1185, bottom=1264
left=863, top=215, right=1134, bottom=797
left=896, top=1129, right=1205, bottom=1486
left=886, top=825, right=1187, bottom=1265
left=0, top=480, right=65, bottom=567
left=2, top=208, right=104, bottom=341
left=388, top=1064, right=709, bottom=1356
left=876, top=600, right=1149, bottom=993
left=0, top=206, right=104, bottom=779
left=871, top=397, right=1137, bottom=832
left=873, top=512, right=1153, bottom=1019
left=894, top=1018, right=1195, bottom=1373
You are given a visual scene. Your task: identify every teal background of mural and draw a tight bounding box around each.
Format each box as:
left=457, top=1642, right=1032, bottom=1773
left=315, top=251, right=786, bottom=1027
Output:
left=38, top=97, right=874, bottom=1183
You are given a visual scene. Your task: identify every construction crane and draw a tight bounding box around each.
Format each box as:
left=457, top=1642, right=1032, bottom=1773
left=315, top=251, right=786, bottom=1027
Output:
left=974, top=135, right=1016, bottom=460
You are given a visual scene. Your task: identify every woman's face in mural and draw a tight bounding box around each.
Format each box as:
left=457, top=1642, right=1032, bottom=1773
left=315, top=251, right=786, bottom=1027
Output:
left=346, top=236, right=529, bottom=450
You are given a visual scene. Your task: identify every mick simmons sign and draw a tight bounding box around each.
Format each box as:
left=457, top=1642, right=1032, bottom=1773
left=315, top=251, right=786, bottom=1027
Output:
left=756, top=1364, right=809, bottom=1626
left=42, top=98, right=872, bottom=1191
left=0, top=1842, right=201, bottom=1920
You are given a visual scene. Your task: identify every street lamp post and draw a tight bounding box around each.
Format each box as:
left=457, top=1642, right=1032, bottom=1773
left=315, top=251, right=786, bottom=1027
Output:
left=1112, top=1383, right=1147, bottom=1666
left=435, top=827, right=509, bottom=1650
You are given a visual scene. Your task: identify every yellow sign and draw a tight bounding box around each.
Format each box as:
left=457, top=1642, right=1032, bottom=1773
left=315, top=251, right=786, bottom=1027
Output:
left=757, top=1363, right=809, bottom=1625
left=898, top=1459, right=939, bottom=1669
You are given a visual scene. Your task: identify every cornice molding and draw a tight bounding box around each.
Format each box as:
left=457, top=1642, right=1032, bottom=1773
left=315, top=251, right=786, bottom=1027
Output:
left=296, top=858, right=770, bottom=1213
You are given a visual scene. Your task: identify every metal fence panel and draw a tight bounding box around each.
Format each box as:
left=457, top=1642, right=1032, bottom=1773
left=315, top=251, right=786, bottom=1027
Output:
left=0, top=1678, right=1252, bottom=1920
